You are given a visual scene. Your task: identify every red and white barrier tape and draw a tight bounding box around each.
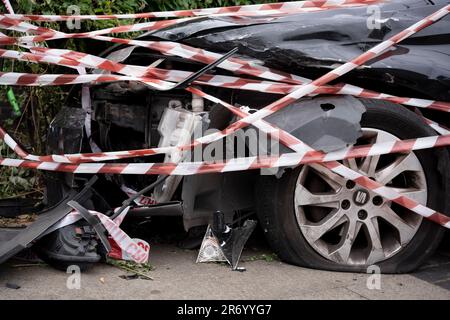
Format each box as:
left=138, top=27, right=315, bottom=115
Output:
left=1, top=13, right=448, bottom=115
left=0, top=4, right=447, bottom=161
left=95, top=210, right=149, bottom=263
left=2, top=82, right=449, bottom=180
left=200, top=4, right=450, bottom=231
left=108, top=237, right=150, bottom=263
left=0, top=46, right=448, bottom=166
left=0, top=20, right=312, bottom=85
left=1, top=0, right=13, bottom=14
left=0, top=5, right=446, bottom=162
left=10, top=46, right=450, bottom=114
left=121, top=185, right=157, bottom=206
left=3, top=5, right=448, bottom=117
left=0, top=70, right=175, bottom=89
left=0, top=15, right=194, bottom=43
left=0, top=2, right=449, bottom=232
left=0, top=134, right=448, bottom=176
left=2, top=108, right=447, bottom=165
left=203, top=4, right=450, bottom=146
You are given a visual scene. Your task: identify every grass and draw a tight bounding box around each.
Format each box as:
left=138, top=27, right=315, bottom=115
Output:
left=106, top=257, right=155, bottom=280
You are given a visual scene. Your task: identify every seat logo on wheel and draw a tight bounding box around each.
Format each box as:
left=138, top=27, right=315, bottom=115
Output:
left=354, top=189, right=370, bottom=206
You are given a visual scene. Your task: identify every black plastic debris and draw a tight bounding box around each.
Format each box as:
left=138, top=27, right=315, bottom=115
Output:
left=0, top=177, right=96, bottom=266
left=34, top=223, right=101, bottom=272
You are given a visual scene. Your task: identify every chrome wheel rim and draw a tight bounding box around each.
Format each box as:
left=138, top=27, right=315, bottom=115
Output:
left=294, top=128, right=427, bottom=265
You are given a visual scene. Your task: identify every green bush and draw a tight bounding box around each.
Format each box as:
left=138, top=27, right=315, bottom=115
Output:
left=14, top=0, right=276, bottom=15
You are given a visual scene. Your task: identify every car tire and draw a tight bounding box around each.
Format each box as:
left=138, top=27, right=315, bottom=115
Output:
left=255, top=99, right=449, bottom=273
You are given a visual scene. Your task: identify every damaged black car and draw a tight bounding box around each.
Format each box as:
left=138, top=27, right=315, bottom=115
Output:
left=0, top=0, right=449, bottom=274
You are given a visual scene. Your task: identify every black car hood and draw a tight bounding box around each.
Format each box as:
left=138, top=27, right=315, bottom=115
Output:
left=146, top=0, right=450, bottom=100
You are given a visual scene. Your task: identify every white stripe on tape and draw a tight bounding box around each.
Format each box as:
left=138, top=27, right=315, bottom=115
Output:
left=412, top=204, right=435, bottom=218
left=222, top=156, right=256, bottom=172
left=1, top=158, right=24, bottom=166
left=333, top=62, right=359, bottom=76
left=120, top=163, right=153, bottom=174
left=367, top=140, right=396, bottom=157
left=4, top=134, right=18, bottom=150
left=37, top=162, right=60, bottom=171
left=73, top=163, right=105, bottom=174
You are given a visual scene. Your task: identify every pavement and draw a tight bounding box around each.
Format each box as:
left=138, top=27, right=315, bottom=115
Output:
left=1, top=241, right=449, bottom=300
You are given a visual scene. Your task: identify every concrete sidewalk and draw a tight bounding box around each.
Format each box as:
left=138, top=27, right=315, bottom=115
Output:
left=0, top=243, right=449, bottom=300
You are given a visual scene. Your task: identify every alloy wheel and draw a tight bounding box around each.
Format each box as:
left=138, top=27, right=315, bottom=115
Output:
left=294, top=128, right=426, bottom=265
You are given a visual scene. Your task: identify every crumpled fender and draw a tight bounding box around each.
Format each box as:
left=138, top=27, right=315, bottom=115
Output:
left=258, top=95, right=366, bottom=154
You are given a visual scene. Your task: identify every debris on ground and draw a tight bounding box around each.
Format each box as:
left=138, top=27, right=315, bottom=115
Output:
left=243, top=253, right=278, bottom=263
left=106, top=257, right=154, bottom=280
left=197, top=211, right=257, bottom=271
left=5, top=282, right=21, bottom=289
left=119, top=273, right=152, bottom=281
left=0, top=214, right=37, bottom=228
left=11, top=263, right=47, bottom=268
